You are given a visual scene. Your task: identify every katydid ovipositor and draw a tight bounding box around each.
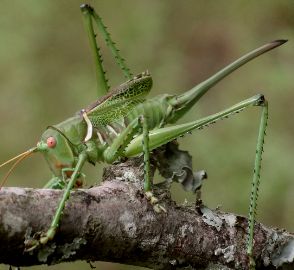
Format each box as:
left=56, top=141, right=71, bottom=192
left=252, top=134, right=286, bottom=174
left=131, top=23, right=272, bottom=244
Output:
left=0, top=4, right=287, bottom=269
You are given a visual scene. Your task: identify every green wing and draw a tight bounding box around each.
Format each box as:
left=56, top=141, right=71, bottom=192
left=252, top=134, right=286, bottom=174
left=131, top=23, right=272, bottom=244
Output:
left=85, top=71, right=152, bottom=127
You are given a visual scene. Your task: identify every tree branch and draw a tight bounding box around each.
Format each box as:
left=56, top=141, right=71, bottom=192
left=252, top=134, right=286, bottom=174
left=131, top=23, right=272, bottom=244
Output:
left=0, top=159, right=293, bottom=269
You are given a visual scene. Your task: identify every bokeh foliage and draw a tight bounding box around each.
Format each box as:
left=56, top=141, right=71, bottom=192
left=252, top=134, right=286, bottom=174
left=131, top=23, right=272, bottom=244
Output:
left=0, top=1, right=293, bottom=269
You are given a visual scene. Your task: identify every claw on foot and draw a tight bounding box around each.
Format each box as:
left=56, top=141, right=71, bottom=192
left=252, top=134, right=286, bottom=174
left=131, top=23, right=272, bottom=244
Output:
left=248, top=255, right=256, bottom=270
left=145, top=191, right=167, bottom=213
left=153, top=203, right=167, bottom=213
left=24, top=227, right=56, bottom=252
left=40, top=227, right=56, bottom=245
left=24, top=239, right=40, bottom=252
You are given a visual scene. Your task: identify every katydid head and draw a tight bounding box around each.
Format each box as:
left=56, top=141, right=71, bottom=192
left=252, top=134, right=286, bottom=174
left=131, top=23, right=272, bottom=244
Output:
left=0, top=126, right=77, bottom=189
left=37, top=127, right=76, bottom=177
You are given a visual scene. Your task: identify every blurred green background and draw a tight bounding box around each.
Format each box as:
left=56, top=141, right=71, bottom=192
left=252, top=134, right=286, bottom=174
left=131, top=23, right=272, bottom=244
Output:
left=0, top=0, right=293, bottom=269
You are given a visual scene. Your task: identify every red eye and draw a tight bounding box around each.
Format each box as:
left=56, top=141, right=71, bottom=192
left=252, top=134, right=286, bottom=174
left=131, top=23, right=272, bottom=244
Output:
left=47, top=136, right=56, bottom=148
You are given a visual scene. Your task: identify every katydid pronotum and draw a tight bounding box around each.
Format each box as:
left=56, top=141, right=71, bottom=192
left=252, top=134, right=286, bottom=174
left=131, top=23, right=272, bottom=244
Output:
left=0, top=4, right=287, bottom=269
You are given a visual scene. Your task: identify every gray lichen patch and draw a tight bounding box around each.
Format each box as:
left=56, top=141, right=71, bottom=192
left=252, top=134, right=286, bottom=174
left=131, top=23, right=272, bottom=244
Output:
left=222, top=214, right=237, bottom=239
left=2, top=210, right=27, bottom=237
left=122, top=170, right=138, bottom=182
left=166, top=234, right=175, bottom=245
left=59, top=237, right=87, bottom=261
left=139, top=235, right=160, bottom=250
left=215, top=245, right=235, bottom=263
left=223, top=214, right=236, bottom=228
left=272, top=238, right=294, bottom=267
left=207, top=262, right=233, bottom=270
left=3, top=187, right=26, bottom=196
left=111, top=170, right=137, bottom=183
left=141, top=212, right=156, bottom=223
left=119, top=210, right=137, bottom=238
left=179, top=224, right=194, bottom=238
left=201, top=206, right=223, bottom=231
left=37, top=243, right=56, bottom=263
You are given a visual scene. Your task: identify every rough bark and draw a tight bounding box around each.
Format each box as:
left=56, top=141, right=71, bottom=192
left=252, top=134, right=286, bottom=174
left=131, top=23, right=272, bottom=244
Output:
left=0, top=159, right=293, bottom=269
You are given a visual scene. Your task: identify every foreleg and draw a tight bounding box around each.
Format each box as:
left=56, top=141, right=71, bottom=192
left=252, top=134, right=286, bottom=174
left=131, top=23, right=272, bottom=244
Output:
left=43, top=176, right=65, bottom=190
left=25, top=152, right=87, bottom=251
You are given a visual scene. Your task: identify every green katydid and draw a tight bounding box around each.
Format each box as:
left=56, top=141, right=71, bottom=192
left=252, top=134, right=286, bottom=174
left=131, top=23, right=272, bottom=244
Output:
left=0, top=4, right=287, bottom=269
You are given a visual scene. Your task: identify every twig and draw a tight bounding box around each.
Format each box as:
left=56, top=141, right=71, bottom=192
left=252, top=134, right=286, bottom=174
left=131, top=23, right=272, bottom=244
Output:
left=0, top=159, right=293, bottom=269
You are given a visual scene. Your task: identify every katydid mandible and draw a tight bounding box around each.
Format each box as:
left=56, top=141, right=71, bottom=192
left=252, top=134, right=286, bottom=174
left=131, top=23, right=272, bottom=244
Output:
left=0, top=4, right=287, bottom=269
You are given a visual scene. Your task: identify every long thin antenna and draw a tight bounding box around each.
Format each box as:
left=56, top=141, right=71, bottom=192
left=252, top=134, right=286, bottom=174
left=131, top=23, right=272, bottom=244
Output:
left=0, top=147, right=37, bottom=189
left=0, top=148, right=36, bottom=169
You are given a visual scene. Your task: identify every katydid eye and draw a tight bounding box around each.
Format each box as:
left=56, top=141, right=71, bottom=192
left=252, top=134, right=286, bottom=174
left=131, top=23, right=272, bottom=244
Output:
left=47, top=137, right=56, bottom=148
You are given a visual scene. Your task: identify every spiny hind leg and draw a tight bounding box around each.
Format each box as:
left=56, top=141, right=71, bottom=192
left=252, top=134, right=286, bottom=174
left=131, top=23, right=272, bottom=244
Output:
left=87, top=5, right=133, bottom=79
left=126, top=94, right=268, bottom=265
left=80, top=4, right=109, bottom=96
left=168, top=95, right=269, bottom=267
left=80, top=4, right=132, bottom=98
left=169, top=95, right=268, bottom=266
left=247, top=99, right=268, bottom=270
